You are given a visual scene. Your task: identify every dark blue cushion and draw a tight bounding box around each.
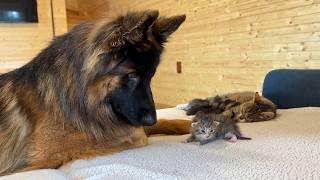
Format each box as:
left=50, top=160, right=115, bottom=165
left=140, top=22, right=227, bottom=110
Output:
left=262, top=69, right=320, bottom=109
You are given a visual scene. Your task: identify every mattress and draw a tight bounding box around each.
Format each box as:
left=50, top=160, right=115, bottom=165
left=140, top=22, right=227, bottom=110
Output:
left=2, top=107, right=320, bottom=180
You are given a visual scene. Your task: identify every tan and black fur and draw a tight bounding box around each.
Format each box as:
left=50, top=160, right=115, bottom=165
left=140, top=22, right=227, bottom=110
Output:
left=0, top=11, right=191, bottom=176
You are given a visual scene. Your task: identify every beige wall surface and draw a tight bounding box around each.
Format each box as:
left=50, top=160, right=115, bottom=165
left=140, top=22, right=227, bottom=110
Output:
left=97, top=0, right=320, bottom=106
left=4, top=0, right=320, bottom=106
left=0, top=0, right=67, bottom=73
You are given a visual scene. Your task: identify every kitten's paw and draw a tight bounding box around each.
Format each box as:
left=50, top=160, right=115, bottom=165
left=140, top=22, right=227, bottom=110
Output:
left=182, top=140, right=190, bottom=143
left=225, top=132, right=235, bottom=139
left=183, top=140, right=200, bottom=145
left=224, top=132, right=238, bottom=143
left=184, top=137, right=194, bottom=143
left=228, top=136, right=238, bottom=143
left=194, top=141, right=201, bottom=146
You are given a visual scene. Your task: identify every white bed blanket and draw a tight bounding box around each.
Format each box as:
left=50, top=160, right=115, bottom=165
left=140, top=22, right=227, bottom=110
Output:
left=2, top=107, right=320, bottom=180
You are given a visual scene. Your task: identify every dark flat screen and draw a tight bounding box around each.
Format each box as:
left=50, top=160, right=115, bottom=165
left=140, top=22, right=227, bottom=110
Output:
left=0, top=0, right=38, bottom=23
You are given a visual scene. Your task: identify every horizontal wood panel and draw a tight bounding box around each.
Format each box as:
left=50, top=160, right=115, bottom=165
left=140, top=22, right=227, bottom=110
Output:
left=66, top=9, right=90, bottom=30
left=69, top=0, right=320, bottom=106
left=0, top=0, right=67, bottom=72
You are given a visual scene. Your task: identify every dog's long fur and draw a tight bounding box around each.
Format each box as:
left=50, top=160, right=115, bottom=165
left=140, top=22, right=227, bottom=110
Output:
left=0, top=11, right=190, bottom=176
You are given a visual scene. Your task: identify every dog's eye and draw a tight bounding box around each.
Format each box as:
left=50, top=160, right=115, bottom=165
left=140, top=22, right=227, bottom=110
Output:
left=127, top=73, right=140, bottom=82
left=126, top=73, right=140, bottom=90
left=128, top=73, right=139, bottom=80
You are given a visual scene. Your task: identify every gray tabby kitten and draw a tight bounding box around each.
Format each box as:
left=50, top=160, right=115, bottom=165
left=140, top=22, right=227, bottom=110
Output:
left=186, top=111, right=251, bottom=145
left=187, top=92, right=277, bottom=122
left=186, top=112, right=219, bottom=145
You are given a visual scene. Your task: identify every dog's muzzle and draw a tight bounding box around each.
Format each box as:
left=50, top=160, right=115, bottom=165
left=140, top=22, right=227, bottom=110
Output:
left=141, top=112, right=157, bottom=126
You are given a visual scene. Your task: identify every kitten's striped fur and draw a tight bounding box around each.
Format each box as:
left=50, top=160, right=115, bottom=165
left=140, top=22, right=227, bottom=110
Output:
left=186, top=111, right=251, bottom=145
left=187, top=92, right=277, bottom=122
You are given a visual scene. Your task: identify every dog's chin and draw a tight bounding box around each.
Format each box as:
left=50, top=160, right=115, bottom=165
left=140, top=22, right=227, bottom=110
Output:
left=140, top=113, right=157, bottom=126
left=109, top=102, right=157, bottom=126
left=111, top=109, right=138, bottom=126
left=109, top=106, right=146, bottom=126
left=118, top=112, right=156, bottom=126
left=113, top=110, right=156, bottom=126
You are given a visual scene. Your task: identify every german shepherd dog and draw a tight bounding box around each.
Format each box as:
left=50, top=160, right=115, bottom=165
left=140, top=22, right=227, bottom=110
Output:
left=0, top=10, right=191, bottom=176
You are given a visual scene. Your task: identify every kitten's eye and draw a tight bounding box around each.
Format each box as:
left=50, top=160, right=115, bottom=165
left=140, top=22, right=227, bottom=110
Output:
left=255, top=104, right=263, bottom=112
left=201, top=130, right=205, bottom=133
left=210, top=129, right=214, bottom=132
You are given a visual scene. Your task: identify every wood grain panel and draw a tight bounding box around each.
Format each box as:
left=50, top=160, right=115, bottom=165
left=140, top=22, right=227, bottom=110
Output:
left=62, top=0, right=320, bottom=106
left=66, top=9, right=90, bottom=30
left=0, top=0, right=67, bottom=72
left=53, top=0, right=68, bottom=35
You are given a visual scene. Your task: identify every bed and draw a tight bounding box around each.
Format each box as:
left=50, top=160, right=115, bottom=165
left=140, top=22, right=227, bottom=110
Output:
left=2, top=107, right=320, bottom=180
left=2, top=69, right=320, bottom=179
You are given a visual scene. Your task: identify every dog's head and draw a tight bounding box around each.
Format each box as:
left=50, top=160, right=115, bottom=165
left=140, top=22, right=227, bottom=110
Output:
left=38, top=11, right=185, bottom=138
left=86, top=11, right=185, bottom=126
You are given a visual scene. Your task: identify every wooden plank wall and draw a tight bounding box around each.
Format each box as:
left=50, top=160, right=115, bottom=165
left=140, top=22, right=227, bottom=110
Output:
left=66, top=0, right=91, bottom=30
left=53, top=0, right=68, bottom=35
left=66, top=10, right=90, bottom=30
left=0, top=0, right=67, bottom=73
left=65, top=0, right=111, bottom=31
left=96, top=0, right=320, bottom=106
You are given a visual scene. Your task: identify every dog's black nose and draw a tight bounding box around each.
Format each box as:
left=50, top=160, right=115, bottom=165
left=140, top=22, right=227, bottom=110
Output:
left=142, top=112, right=156, bottom=126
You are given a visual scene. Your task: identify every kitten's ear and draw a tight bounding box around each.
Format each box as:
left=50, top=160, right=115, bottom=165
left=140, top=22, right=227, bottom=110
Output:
left=191, top=122, right=198, bottom=127
left=230, top=111, right=236, bottom=119
left=214, top=121, right=220, bottom=126
left=153, top=14, right=186, bottom=43
left=253, top=92, right=261, bottom=102
left=222, top=110, right=233, bottom=118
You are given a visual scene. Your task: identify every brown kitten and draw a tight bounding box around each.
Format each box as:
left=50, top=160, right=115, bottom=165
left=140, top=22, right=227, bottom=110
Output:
left=186, top=96, right=228, bottom=115
left=186, top=92, right=277, bottom=123
left=227, top=92, right=276, bottom=122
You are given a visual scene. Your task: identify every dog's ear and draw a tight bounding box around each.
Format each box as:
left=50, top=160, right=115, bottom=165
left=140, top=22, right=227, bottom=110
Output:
left=153, top=14, right=186, bottom=43
left=107, top=11, right=159, bottom=48
left=125, top=10, right=159, bottom=44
